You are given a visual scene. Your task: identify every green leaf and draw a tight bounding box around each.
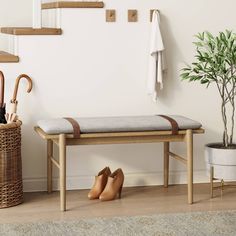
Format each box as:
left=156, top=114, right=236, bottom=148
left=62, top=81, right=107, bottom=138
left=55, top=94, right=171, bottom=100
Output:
left=206, top=31, right=214, bottom=40
left=200, top=79, right=209, bottom=84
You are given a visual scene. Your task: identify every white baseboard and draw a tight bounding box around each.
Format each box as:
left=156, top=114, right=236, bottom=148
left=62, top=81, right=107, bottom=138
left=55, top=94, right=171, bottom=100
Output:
left=23, top=170, right=209, bottom=192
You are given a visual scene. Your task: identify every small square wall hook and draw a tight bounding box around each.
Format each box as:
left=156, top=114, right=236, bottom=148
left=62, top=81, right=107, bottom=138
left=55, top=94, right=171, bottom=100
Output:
left=106, top=10, right=116, bottom=22
left=128, top=10, right=138, bottom=22
left=150, top=9, right=160, bottom=22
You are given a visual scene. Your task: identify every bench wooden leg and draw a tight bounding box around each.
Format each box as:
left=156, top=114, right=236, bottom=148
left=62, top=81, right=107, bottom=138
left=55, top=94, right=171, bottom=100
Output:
left=59, top=134, right=66, bottom=211
left=47, top=139, right=53, bottom=193
left=163, top=142, right=169, bottom=188
left=210, top=166, right=214, bottom=198
left=186, top=129, right=193, bottom=204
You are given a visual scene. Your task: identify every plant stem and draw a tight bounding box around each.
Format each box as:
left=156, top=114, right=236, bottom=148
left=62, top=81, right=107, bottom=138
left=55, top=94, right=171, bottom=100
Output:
left=229, top=66, right=236, bottom=145
left=230, top=98, right=235, bottom=145
left=222, top=82, right=229, bottom=147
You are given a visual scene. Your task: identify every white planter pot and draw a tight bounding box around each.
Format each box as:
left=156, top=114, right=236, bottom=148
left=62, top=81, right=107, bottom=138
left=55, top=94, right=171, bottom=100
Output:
left=205, top=143, right=236, bottom=180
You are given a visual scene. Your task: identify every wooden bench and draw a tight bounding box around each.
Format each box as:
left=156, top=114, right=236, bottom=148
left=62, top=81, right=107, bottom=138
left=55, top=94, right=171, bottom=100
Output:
left=34, top=115, right=204, bottom=211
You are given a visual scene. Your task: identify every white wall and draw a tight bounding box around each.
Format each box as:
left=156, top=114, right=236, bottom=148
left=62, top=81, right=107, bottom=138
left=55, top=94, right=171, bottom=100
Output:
left=0, top=0, right=31, bottom=26
left=0, top=0, right=31, bottom=50
left=0, top=0, right=235, bottom=192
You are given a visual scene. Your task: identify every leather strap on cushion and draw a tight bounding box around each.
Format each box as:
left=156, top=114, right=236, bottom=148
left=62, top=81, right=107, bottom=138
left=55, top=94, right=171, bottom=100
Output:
left=158, top=115, right=179, bottom=135
left=64, top=117, right=81, bottom=138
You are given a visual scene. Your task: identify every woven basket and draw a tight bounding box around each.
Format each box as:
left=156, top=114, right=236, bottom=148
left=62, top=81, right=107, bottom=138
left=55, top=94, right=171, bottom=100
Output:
left=0, top=120, right=23, bottom=208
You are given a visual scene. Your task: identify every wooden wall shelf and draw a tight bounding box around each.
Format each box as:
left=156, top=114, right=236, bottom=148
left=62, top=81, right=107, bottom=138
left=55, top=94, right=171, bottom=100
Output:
left=0, top=51, right=19, bottom=63
left=0, top=27, right=62, bottom=35
left=42, top=1, right=105, bottom=10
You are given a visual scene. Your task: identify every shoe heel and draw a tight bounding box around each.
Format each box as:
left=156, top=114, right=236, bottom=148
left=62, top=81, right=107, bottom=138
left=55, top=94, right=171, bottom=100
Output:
left=118, top=183, right=123, bottom=199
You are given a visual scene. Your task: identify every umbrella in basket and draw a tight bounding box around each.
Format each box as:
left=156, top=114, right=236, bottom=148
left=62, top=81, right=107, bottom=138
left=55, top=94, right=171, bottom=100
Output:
left=6, top=74, right=33, bottom=123
left=0, top=71, right=7, bottom=124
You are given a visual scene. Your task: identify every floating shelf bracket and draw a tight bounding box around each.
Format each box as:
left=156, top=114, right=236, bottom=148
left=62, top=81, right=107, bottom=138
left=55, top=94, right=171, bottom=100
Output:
left=33, top=0, right=42, bottom=28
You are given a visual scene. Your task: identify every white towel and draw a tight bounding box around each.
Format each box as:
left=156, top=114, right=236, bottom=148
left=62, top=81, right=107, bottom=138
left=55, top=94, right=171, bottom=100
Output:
left=147, top=10, right=166, bottom=102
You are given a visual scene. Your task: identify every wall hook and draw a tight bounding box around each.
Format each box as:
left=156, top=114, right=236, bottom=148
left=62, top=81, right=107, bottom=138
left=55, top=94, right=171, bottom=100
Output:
left=106, top=9, right=116, bottom=22
left=128, top=10, right=138, bottom=22
left=150, top=9, right=160, bottom=22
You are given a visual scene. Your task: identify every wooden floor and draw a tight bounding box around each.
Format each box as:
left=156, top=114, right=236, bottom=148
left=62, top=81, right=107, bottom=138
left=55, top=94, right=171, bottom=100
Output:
left=1, top=183, right=236, bottom=224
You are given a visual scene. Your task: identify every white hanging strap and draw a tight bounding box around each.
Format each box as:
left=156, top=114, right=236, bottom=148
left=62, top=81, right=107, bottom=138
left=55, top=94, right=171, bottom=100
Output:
left=33, top=0, right=42, bottom=29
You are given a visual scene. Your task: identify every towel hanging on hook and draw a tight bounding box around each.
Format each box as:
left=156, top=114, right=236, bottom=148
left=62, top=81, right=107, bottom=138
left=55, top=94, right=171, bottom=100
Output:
left=147, top=10, right=167, bottom=102
left=150, top=9, right=160, bottom=22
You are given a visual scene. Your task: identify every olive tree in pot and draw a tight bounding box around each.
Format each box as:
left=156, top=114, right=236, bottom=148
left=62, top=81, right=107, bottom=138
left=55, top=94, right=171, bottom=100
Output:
left=181, top=30, right=236, bottom=180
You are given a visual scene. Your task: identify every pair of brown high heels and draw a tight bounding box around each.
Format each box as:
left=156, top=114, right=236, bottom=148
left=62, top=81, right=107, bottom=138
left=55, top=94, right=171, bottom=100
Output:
left=88, top=167, right=124, bottom=201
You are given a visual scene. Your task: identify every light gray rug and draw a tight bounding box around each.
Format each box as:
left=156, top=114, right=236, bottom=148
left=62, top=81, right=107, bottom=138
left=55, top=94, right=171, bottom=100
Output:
left=1, top=211, right=236, bottom=236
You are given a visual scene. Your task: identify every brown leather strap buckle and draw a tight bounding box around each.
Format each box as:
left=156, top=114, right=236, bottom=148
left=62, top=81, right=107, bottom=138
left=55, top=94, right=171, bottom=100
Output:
left=64, top=117, right=81, bottom=138
left=158, top=115, right=179, bottom=135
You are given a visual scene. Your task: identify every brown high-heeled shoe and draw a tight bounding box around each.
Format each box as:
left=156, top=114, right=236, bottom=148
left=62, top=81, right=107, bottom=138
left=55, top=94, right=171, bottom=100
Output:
left=99, top=168, right=124, bottom=201
left=88, top=167, right=111, bottom=200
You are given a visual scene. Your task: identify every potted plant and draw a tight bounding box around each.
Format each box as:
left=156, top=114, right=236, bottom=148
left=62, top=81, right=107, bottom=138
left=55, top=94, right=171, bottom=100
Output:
left=181, top=30, right=236, bottom=180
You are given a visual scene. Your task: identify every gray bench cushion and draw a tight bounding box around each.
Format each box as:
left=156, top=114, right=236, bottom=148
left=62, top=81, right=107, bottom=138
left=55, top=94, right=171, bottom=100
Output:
left=37, top=115, right=202, bottom=135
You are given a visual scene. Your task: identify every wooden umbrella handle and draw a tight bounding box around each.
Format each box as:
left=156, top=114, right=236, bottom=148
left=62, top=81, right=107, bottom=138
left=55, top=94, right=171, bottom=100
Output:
left=0, top=71, right=4, bottom=107
left=11, top=74, right=33, bottom=103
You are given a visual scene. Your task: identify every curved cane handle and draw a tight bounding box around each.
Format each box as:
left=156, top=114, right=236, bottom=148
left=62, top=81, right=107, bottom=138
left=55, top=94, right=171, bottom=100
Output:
left=11, top=74, right=33, bottom=103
